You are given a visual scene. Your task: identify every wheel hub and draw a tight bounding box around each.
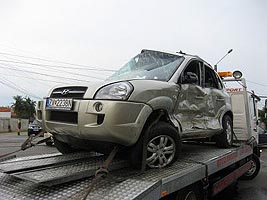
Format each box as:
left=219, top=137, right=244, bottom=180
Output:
left=146, top=135, right=175, bottom=168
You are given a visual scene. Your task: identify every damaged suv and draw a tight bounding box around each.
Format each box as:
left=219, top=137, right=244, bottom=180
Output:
left=37, top=49, right=233, bottom=168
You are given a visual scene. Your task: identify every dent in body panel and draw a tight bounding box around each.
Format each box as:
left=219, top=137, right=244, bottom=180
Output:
left=129, top=80, right=179, bottom=105
left=173, top=84, right=221, bottom=136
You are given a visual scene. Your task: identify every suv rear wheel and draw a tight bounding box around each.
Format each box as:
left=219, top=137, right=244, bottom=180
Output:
left=130, top=121, right=181, bottom=168
left=216, top=115, right=233, bottom=148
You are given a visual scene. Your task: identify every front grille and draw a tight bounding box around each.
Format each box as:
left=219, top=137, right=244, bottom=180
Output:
left=49, top=111, right=78, bottom=124
left=50, top=86, right=87, bottom=99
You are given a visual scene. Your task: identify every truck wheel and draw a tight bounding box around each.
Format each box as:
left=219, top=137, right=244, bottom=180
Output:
left=240, top=154, right=260, bottom=180
left=54, top=138, right=77, bottom=154
left=176, top=183, right=203, bottom=200
left=130, top=122, right=181, bottom=168
left=216, top=115, right=233, bottom=148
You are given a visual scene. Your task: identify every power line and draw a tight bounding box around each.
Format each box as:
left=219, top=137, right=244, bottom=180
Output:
left=0, top=79, right=41, bottom=99
left=0, top=56, right=46, bottom=91
left=0, top=75, right=41, bottom=98
left=0, top=72, right=70, bottom=85
left=0, top=51, right=116, bottom=72
left=0, top=59, right=107, bottom=80
left=0, top=55, right=109, bottom=81
left=0, top=64, right=93, bottom=83
left=247, top=80, right=267, bottom=87
left=0, top=58, right=115, bottom=72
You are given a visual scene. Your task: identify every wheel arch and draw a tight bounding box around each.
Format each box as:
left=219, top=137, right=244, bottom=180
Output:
left=135, top=108, right=181, bottom=143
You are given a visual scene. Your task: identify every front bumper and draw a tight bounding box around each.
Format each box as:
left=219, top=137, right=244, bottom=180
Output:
left=28, top=128, right=42, bottom=135
left=37, top=99, right=152, bottom=146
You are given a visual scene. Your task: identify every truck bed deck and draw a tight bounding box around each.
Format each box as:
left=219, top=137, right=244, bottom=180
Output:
left=0, top=143, right=252, bottom=200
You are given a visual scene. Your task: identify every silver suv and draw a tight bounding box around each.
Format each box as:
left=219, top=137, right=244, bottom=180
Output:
left=37, top=50, right=233, bottom=168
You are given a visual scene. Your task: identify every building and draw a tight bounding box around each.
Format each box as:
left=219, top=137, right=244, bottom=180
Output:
left=0, top=107, right=11, bottom=118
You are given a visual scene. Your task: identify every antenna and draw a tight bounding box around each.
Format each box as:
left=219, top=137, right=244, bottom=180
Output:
left=214, top=49, right=233, bottom=71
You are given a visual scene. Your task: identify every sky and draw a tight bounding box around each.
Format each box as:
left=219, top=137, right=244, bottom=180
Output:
left=0, top=0, right=266, bottom=107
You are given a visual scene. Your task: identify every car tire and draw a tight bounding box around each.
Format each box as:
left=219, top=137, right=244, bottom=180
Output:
left=130, top=121, right=181, bottom=169
left=28, top=132, right=34, bottom=137
left=46, top=140, right=54, bottom=146
left=240, top=153, right=260, bottom=180
left=54, top=138, right=78, bottom=154
left=216, top=115, right=233, bottom=148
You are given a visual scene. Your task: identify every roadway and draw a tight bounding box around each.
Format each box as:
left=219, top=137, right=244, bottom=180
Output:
left=0, top=132, right=266, bottom=200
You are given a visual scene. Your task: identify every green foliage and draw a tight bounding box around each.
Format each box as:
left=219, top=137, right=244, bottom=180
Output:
left=12, top=95, right=36, bottom=119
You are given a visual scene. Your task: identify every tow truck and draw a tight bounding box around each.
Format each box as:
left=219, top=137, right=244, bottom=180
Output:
left=0, top=71, right=261, bottom=200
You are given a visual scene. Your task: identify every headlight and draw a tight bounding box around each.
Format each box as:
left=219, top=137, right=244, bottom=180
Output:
left=94, top=82, right=133, bottom=100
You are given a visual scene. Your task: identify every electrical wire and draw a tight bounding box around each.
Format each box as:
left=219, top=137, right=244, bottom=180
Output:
left=0, top=59, right=107, bottom=81
left=247, top=80, right=267, bottom=87
left=0, top=64, right=93, bottom=83
left=0, top=72, right=70, bottom=85
left=0, top=58, right=115, bottom=73
left=0, top=76, right=41, bottom=98
left=0, top=79, right=41, bottom=99
left=0, top=55, right=52, bottom=89
left=0, top=51, right=116, bottom=72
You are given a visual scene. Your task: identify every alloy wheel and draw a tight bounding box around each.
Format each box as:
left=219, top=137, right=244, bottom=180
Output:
left=146, top=135, right=176, bottom=168
left=225, top=120, right=232, bottom=144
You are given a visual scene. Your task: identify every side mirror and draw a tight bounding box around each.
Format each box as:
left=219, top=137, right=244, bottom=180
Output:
left=183, top=72, right=199, bottom=84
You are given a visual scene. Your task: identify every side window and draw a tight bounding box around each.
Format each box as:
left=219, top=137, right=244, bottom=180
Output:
left=180, top=60, right=201, bottom=86
left=204, top=65, right=220, bottom=89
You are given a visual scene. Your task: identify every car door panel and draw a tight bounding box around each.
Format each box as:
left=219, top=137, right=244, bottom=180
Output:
left=203, top=66, right=226, bottom=132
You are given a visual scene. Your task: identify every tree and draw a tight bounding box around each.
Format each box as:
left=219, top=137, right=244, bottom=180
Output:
left=12, top=95, right=36, bottom=119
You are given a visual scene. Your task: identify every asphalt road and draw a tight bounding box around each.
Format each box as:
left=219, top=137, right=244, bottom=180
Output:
left=0, top=132, right=266, bottom=200
left=0, top=132, right=59, bottom=158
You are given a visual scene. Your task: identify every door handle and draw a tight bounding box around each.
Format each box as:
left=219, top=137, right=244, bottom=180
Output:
left=195, top=96, right=204, bottom=100
left=216, top=97, right=225, bottom=102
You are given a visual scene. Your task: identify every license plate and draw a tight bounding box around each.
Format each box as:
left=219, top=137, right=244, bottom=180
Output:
left=46, top=98, right=73, bottom=110
left=33, top=128, right=39, bottom=131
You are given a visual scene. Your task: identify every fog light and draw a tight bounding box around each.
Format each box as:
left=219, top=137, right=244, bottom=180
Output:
left=94, top=102, right=103, bottom=112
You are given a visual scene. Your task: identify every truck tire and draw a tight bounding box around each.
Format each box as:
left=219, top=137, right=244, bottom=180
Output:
left=130, top=121, right=181, bottom=169
left=216, top=115, right=233, bottom=148
left=54, top=138, right=78, bottom=154
left=240, top=153, right=260, bottom=180
left=175, top=183, right=203, bottom=200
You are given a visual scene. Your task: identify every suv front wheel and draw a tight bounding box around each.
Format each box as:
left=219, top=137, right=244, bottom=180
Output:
left=130, top=121, right=181, bottom=168
left=54, top=137, right=79, bottom=154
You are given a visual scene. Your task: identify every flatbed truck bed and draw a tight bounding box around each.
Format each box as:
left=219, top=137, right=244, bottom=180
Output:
left=0, top=143, right=255, bottom=200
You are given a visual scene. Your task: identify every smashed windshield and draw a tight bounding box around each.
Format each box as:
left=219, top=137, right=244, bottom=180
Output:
left=107, top=50, right=184, bottom=82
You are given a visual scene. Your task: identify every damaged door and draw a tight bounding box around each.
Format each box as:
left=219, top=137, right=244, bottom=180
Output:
left=174, top=60, right=209, bottom=138
left=202, top=65, right=225, bottom=132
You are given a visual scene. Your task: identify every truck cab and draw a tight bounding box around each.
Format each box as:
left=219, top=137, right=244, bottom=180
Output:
left=219, top=71, right=260, bottom=156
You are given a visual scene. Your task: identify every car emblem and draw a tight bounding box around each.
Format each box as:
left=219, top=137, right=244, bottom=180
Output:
left=61, top=89, right=70, bottom=95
